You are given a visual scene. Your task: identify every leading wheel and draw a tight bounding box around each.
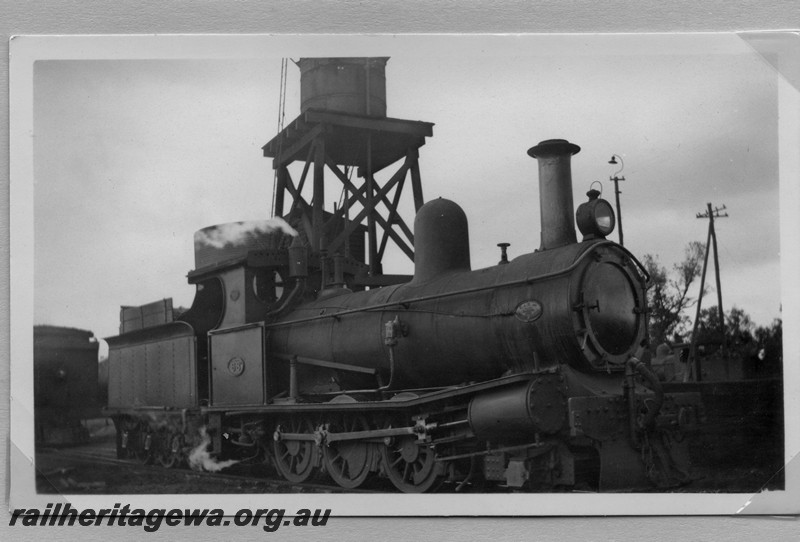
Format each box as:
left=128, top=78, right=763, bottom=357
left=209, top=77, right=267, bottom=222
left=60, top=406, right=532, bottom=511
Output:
left=273, top=418, right=317, bottom=483
left=381, top=434, right=444, bottom=493
left=323, top=416, right=375, bottom=489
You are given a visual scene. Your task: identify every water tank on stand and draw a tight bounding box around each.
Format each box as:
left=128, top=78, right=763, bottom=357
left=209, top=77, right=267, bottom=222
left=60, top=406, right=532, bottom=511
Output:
left=298, top=57, right=388, bottom=117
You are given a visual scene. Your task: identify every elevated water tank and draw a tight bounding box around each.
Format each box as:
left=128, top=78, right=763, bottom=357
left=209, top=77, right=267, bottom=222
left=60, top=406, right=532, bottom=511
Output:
left=298, top=57, right=388, bottom=117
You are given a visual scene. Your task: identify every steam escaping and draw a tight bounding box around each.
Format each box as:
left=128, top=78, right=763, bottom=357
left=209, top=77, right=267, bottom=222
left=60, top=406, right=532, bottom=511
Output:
left=187, top=426, right=239, bottom=472
left=194, top=218, right=298, bottom=249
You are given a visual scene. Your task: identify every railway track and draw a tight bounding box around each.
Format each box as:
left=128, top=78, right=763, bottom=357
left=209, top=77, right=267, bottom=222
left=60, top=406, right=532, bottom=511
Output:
left=35, top=413, right=781, bottom=496
left=36, top=442, right=386, bottom=494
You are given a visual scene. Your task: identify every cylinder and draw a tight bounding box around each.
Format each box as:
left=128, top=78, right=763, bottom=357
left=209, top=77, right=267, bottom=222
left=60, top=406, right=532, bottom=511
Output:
left=527, top=139, right=581, bottom=250
left=468, top=376, right=566, bottom=440
left=298, top=57, right=388, bottom=117
left=469, top=383, right=536, bottom=439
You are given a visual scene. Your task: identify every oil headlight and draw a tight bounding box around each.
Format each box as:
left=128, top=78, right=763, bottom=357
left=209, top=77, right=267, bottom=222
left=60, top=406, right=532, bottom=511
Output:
left=576, top=189, right=616, bottom=240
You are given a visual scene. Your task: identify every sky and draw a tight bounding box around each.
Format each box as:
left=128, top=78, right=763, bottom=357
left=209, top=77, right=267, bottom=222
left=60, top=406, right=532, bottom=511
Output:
left=26, top=34, right=787, bottom=340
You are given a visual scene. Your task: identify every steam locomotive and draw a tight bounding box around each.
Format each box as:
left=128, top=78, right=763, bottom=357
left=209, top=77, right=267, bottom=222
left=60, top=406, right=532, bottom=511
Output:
left=104, top=137, right=704, bottom=492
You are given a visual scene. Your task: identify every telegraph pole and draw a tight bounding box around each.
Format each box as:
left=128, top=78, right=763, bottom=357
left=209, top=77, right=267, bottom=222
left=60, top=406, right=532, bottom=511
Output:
left=689, top=202, right=728, bottom=381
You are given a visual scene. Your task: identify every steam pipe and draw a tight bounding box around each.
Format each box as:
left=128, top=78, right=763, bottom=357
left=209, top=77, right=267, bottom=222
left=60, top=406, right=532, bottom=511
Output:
left=266, top=277, right=306, bottom=320
left=289, top=356, right=299, bottom=402
left=455, top=456, right=477, bottom=492
left=379, top=317, right=400, bottom=392
left=636, top=359, right=664, bottom=429
left=319, top=250, right=329, bottom=290
left=333, top=253, right=345, bottom=287
left=624, top=358, right=639, bottom=446
left=625, top=356, right=664, bottom=447
left=379, top=346, right=396, bottom=392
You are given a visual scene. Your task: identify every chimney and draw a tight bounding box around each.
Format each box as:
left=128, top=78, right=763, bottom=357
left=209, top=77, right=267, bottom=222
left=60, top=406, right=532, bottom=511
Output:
left=527, top=139, right=581, bottom=250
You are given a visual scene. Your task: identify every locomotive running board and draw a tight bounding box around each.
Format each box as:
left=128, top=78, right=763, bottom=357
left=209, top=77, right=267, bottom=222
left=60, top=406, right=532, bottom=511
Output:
left=210, top=371, right=542, bottom=415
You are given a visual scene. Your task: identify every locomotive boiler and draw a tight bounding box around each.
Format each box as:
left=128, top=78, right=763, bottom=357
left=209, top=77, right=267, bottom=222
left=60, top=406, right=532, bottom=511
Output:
left=105, top=136, right=704, bottom=492
left=268, top=140, right=646, bottom=388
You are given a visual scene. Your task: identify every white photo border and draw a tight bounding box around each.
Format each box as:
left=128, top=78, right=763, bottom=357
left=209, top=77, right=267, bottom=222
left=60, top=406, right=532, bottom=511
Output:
left=9, top=32, right=799, bottom=517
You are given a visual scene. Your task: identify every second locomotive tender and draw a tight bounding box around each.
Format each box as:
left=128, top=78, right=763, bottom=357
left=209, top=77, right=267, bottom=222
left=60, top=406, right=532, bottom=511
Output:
left=106, top=138, right=703, bottom=492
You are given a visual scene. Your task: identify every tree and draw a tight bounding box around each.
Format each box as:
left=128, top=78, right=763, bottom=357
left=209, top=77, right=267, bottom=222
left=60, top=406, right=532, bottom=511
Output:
left=755, top=317, right=783, bottom=371
left=694, top=305, right=754, bottom=348
left=642, top=241, right=705, bottom=346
